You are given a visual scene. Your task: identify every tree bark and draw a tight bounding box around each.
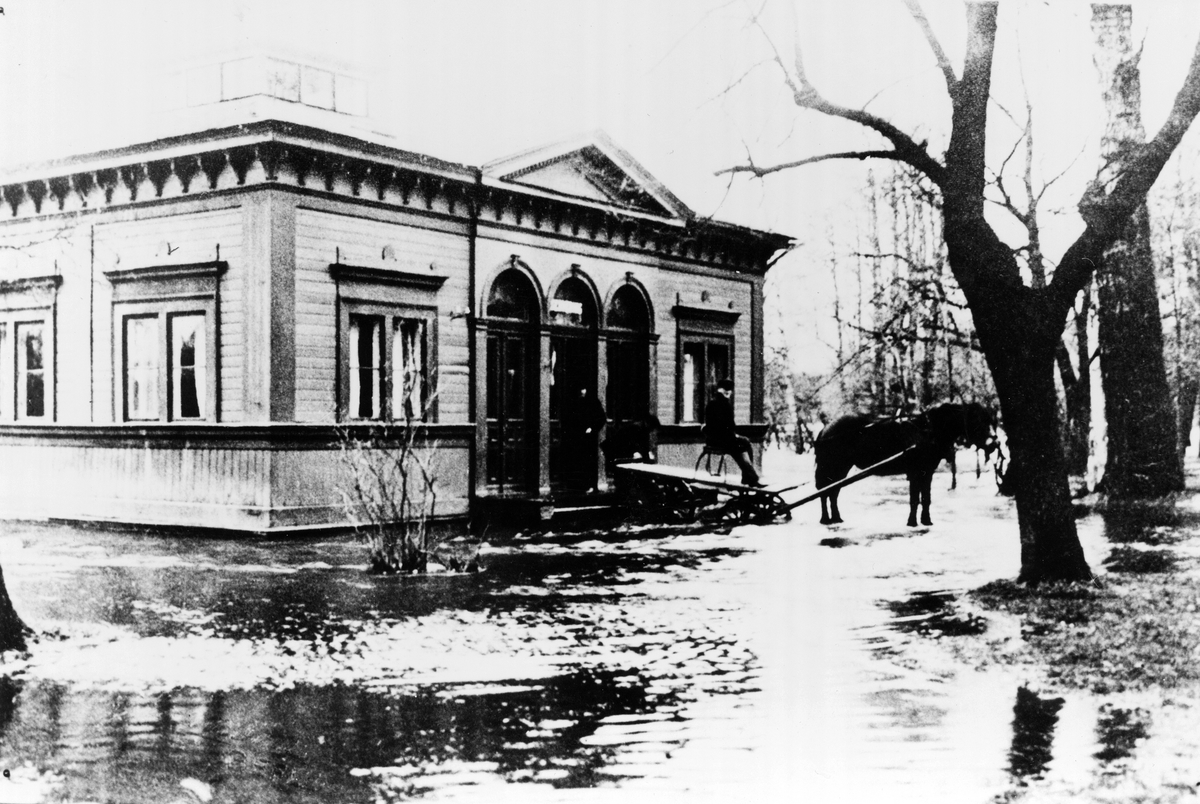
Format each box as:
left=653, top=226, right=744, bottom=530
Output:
left=1093, top=4, right=1185, bottom=497
left=0, top=565, right=28, bottom=654
left=938, top=4, right=1096, bottom=582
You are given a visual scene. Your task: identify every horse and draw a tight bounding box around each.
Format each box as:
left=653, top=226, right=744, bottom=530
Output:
left=814, top=402, right=996, bottom=527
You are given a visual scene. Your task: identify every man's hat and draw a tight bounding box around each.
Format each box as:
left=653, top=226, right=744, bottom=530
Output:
left=716, top=379, right=734, bottom=391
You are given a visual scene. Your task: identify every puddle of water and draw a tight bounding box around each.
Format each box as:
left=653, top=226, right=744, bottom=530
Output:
left=0, top=451, right=1198, bottom=801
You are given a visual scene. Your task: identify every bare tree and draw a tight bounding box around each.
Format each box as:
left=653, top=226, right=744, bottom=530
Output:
left=721, top=1, right=1200, bottom=583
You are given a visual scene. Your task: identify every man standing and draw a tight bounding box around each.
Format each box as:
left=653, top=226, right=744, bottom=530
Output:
left=703, top=379, right=761, bottom=487
left=562, top=385, right=607, bottom=491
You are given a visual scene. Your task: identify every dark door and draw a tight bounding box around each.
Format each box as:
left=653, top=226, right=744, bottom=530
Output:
left=550, top=333, right=598, bottom=490
left=486, top=329, right=536, bottom=492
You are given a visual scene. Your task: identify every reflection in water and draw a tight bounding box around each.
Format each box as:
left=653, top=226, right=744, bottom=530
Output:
left=1102, top=546, right=1178, bottom=574
left=885, top=590, right=987, bottom=638
left=1099, top=508, right=1200, bottom=545
left=1007, top=686, right=1064, bottom=782
left=0, top=671, right=674, bottom=802
left=1094, top=704, right=1150, bottom=766
left=1, top=459, right=1197, bottom=801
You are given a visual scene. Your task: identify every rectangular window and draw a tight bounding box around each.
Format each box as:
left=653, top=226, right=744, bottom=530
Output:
left=119, top=309, right=213, bottom=422
left=342, top=306, right=435, bottom=422
left=393, top=318, right=427, bottom=421
left=17, top=322, right=46, bottom=420
left=125, top=316, right=159, bottom=421
left=682, top=343, right=700, bottom=423
left=0, top=311, right=53, bottom=423
left=171, top=313, right=206, bottom=420
left=349, top=314, right=384, bottom=419
left=678, top=336, right=731, bottom=424
left=106, top=261, right=222, bottom=424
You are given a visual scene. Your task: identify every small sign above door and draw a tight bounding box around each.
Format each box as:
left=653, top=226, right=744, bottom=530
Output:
left=549, top=299, right=583, bottom=316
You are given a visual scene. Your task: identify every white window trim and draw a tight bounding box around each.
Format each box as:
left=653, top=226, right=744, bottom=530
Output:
left=0, top=311, right=55, bottom=422
left=113, top=299, right=218, bottom=423
left=338, top=300, right=437, bottom=423
left=0, top=275, right=60, bottom=424
left=106, top=261, right=224, bottom=424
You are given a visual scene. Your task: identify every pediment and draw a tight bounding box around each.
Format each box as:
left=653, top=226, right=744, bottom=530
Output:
left=484, top=132, right=692, bottom=220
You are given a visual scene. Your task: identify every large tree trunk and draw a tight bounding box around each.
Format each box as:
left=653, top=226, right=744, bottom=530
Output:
left=0, top=565, right=28, bottom=654
left=1093, top=4, right=1185, bottom=497
left=954, top=246, right=1094, bottom=583
left=941, top=4, right=1093, bottom=584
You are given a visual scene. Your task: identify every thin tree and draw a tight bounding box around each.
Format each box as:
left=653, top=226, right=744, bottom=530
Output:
left=721, top=1, right=1200, bottom=583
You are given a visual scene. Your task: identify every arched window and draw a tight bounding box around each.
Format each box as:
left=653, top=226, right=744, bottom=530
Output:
left=487, top=269, right=539, bottom=321
left=549, top=276, right=597, bottom=328
left=606, top=284, right=649, bottom=332
left=606, top=284, right=652, bottom=428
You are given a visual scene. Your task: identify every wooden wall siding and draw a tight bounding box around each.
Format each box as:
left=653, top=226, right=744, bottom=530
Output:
left=270, top=444, right=470, bottom=528
left=293, top=207, right=472, bottom=423
left=656, top=271, right=755, bottom=423
left=0, top=439, right=469, bottom=532
left=241, top=195, right=275, bottom=422
left=93, top=208, right=244, bottom=422
left=0, top=442, right=272, bottom=530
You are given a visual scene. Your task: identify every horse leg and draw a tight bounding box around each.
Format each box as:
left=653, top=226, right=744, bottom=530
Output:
left=907, top=475, right=919, bottom=527
left=948, top=449, right=957, bottom=490
left=921, top=471, right=933, bottom=526
left=815, top=458, right=848, bottom=525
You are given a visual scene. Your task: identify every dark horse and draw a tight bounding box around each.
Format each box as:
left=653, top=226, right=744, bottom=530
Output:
left=814, top=403, right=996, bottom=527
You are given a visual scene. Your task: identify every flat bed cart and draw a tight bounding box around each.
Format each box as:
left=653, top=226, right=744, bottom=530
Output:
left=613, top=448, right=914, bottom=525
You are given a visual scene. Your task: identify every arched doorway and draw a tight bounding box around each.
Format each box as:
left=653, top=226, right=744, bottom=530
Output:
left=549, top=274, right=600, bottom=491
left=605, top=284, right=653, bottom=456
left=485, top=268, right=540, bottom=493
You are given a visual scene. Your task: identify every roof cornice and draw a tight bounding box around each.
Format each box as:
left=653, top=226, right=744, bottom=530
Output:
left=0, top=120, right=472, bottom=186
left=0, top=121, right=792, bottom=275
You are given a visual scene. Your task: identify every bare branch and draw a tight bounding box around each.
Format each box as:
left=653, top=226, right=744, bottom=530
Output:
left=901, top=0, right=958, bottom=95
left=715, top=149, right=906, bottom=178
left=749, top=14, right=947, bottom=186
left=1033, top=143, right=1087, bottom=207
left=707, top=58, right=772, bottom=105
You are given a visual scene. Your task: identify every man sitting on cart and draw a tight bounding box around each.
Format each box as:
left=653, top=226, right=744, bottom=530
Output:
left=703, top=379, right=762, bottom=487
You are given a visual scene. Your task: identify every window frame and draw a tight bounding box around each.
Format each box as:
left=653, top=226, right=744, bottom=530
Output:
left=114, top=298, right=218, bottom=423
left=0, top=273, right=60, bottom=423
left=105, top=261, right=225, bottom=425
left=338, top=299, right=438, bottom=423
left=0, top=308, right=55, bottom=422
left=676, top=332, right=734, bottom=424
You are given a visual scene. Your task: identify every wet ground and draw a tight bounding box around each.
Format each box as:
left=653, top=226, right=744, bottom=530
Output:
left=0, top=451, right=1197, bottom=802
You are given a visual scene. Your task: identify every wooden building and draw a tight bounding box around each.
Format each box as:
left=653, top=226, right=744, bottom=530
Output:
left=0, top=81, right=789, bottom=533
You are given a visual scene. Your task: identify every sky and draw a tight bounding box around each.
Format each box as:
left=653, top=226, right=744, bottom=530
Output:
left=2, top=0, right=1200, bottom=373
